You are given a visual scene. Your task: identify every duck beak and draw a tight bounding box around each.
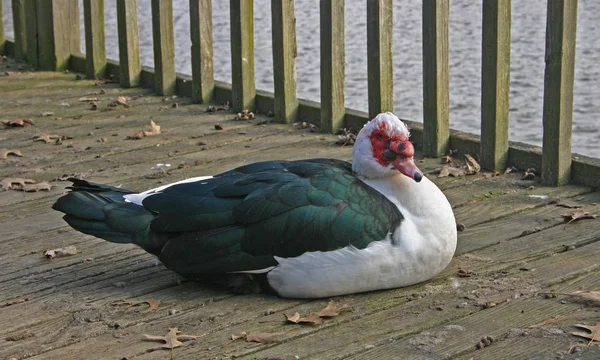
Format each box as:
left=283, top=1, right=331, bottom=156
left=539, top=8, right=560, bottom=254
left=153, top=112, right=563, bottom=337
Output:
left=391, top=157, right=423, bottom=182
left=388, top=140, right=423, bottom=182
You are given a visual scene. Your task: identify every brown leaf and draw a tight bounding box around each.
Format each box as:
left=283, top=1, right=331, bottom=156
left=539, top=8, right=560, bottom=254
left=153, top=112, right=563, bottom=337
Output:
left=142, top=120, right=161, bottom=136
left=19, top=182, right=52, bottom=192
left=33, top=133, right=61, bottom=143
left=464, top=154, right=480, bottom=175
left=206, top=101, right=230, bottom=112
left=2, top=118, right=34, bottom=127
left=112, top=299, right=161, bottom=312
left=284, top=311, right=323, bottom=325
left=78, top=96, right=98, bottom=102
left=438, top=165, right=467, bottom=178
left=562, top=209, right=598, bottom=225
left=0, top=148, right=23, bottom=160
left=571, top=323, right=600, bottom=343
left=0, top=178, right=35, bottom=191
left=44, top=245, right=79, bottom=258
left=231, top=331, right=284, bottom=343
left=317, top=300, right=350, bottom=317
left=143, top=328, right=203, bottom=349
left=246, top=332, right=284, bottom=343
left=214, top=124, right=224, bottom=130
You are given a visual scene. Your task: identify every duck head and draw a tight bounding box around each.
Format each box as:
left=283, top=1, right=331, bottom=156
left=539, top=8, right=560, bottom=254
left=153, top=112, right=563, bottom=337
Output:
left=352, top=112, right=423, bottom=181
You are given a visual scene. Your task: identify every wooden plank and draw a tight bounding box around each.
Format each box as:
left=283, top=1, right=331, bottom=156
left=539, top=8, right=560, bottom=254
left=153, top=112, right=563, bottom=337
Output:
left=542, top=0, right=578, bottom=186
left=189, top=0, right=215, bottom=103
left=83, top=0, right=106, bottom=79
left=320, top=0, right=345, bottom=133
left=116, top=0, right=142, bottom=87
left=271, top=0, right=298, bottom=123
left=230, top=0, right=255, bottom=112
left=150, top=0, right=176, bottom=95
left=24, top=0, right=37, bottom=67
left=0, top=0, right=4, bottom=54
left=480, top=0, right=511, bottom=171
left=11, top=0, right=27, bottom=61
left=366, top=0, right=393, bottom=120
left=422, top=0, right=450, bottom=157
left=36, top=0, right=80, bottom=71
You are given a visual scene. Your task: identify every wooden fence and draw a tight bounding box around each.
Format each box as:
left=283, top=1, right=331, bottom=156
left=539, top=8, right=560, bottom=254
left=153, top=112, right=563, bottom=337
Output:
left=1, top=0, right=598, bottom=187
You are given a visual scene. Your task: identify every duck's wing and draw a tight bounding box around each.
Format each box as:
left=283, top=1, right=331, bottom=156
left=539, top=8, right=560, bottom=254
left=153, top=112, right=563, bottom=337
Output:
left=139, top=159, right=404, bottom=276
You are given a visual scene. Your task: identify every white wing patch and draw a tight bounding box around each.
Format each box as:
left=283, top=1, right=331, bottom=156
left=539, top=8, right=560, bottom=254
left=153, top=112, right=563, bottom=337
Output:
left=123, top=176, right=213, bottom=206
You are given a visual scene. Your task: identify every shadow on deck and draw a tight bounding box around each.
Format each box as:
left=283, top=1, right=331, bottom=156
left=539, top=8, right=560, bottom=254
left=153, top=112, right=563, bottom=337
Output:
left=2, top=60, right=600, bottom=360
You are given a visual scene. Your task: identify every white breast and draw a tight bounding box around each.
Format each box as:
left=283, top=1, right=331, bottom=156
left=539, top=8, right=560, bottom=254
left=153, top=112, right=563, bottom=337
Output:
left=267, top=174, right=457, bottom=298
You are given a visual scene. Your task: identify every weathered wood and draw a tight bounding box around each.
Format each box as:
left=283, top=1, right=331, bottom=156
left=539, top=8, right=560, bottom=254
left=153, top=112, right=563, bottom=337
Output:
left=320, top=0, right=345, bottom=133
left=83, top=0, right=106, bottom=79
left=0, top=0, right=4, bottom=54
left=271, top=0, right=298, bottom=123
left=366, top=0, right=393, bottom=120
left=422, top=0, right=450, bottom=157
left=11, top=0, right=27, bottom=61
left=480, top=0, right=511, bottom=171
left=36, top=0, right=80, bottom=71
left=542, top=0, right=578, bottom=186
left=151, top=0, right=176, bottom=95
left=116, top=0, right=141, bottom=87
left=230, top=0, right=256, bottom=112
left=189, top=0, right=215, bottom=103
left=24, top=0, right=38, bottom=67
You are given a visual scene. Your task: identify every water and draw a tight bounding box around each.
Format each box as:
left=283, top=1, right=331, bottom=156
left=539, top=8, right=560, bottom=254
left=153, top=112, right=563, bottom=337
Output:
left=3, top=0, right=599, bottom=157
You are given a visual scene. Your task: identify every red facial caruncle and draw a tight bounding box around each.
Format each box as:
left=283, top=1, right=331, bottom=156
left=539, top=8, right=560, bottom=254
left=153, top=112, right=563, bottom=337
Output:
left=369, top=122, right=423, bottom=182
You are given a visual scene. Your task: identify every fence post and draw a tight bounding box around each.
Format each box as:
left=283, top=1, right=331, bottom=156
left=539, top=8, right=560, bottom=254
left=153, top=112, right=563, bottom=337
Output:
left=151, top=0, right=176, bottom=95
left=542, top=0, right=578, bottom=186
left=24, top=0, right=37, bottom=67
left=36, top=0, right=80, bottom=71
left=320, top=0, right=345, bottom=133
left=480, top=0, right=511, bottom=170
left=189, top=0, right=215, bottom=103
left=117, top=0, right=141, bottom=87
left=84, top=0, right=107, bottom=79
left=0, top=1, right=5, bottom=55
left=367, top=0, right=393, bottom=120
left=271, top=0, right=298, bottom=123
left=422, top=0, right=450, bottom=157
left=11, top=0, right=27, bottom=61
left=230, top=0, right=255, bottom=112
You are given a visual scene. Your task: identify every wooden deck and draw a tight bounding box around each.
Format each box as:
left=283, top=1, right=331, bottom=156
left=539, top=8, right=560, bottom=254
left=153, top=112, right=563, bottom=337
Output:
left=2, top=61, right=600, bottom=360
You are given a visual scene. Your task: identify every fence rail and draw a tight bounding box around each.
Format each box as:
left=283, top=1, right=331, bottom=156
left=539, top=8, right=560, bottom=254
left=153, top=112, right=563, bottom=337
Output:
left=1, top=0, right=598, bottom=187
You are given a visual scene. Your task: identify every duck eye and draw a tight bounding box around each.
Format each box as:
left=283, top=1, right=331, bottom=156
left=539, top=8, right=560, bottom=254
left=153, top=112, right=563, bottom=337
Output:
left=377, top=133, right=384, bottom=140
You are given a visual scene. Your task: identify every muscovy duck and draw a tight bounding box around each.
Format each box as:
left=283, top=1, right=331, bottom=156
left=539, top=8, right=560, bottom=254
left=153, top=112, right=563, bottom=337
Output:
left=53, top=112, right=457, bottom=298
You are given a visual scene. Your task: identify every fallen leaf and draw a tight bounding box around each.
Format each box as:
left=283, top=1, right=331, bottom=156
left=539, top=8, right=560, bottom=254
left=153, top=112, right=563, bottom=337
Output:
left=464, top=154, right=481, bottom=174
left=214, top=124, right=224, bottom=130
left=19, top=182, right=52, bottom=192
left=317, top=300, right=350, bottom=317
left=335, top=127, right=359, bottom=146
left=206, top=101, right=230, bottom=112
left=127, top=121, right=161, bottom=139
left=40, top=111, right=54, bottom=117
left=562, top=209, right=598, bottom=225
left=78, top=96, right=98, bottom=102
left=109, top=96, right=131, bottom=108
left=0, top=148, right=23, bottom=160
left=521, top=171, right=535, bottom=180
left=438, top=165, right=467, bottom=178
left=231, top=331, right=284, bottom=343
left=571, top=323, right=600, bottom=343
left=143, top=328, right=203, bottom=349
left=284, top=311, right=323, bottom=325
left=112, top=299, right=161, bottom=312
left=235, top=109, right=255, bottom=120
left=33, top=133, right=61, bottom=143
left=457, top=268, right=473, bottom=277
left=2, top=118, right=34, bottom=127
left=44, top=245, right=79, bottom=258
left=0, top=178, right=35, bottom=191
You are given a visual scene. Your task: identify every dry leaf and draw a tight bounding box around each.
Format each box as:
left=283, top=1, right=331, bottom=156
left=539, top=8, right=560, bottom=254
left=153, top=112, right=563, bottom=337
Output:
left=40, top=111, right=54, bottom=117
left=214, top=124, right=224, bottom=130
left=2, top=118, right=34, bottom=127
left=438, top=165, right=467, bottom=178
left=317, top=300, right=350, bottom=317
left=143, top=328, right=203, bottom=349
left=112, top=299, right=161, bottom=312
left=231, top=331, right=284, bottom=343
left=109, top=96, right=131, bottom=108
left=142, top=120, right=161, bottom=136
left=19, top=182, right=52, bottom=192
left=562, top=209, right=598, bottom=225
left=235, top=109, right=255, bottom=120
left=33, top=133, right=61, bottom=143
left=0, top=148, right=23, bottom=160
left=78, top=96, right=98, bottom=102
left=571, top=323, right=600, bottom=343
left=284, top=311, right=323, bottom=325
left=44, top=245, right=79, bottom=258
left=206, top=101, right=230, bottom=112
left=0, top=178, right=35, bottom=191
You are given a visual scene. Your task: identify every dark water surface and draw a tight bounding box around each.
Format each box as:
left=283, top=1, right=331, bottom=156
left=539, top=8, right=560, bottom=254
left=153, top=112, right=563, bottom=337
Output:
left=3, top=0, right=599, bottom=156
